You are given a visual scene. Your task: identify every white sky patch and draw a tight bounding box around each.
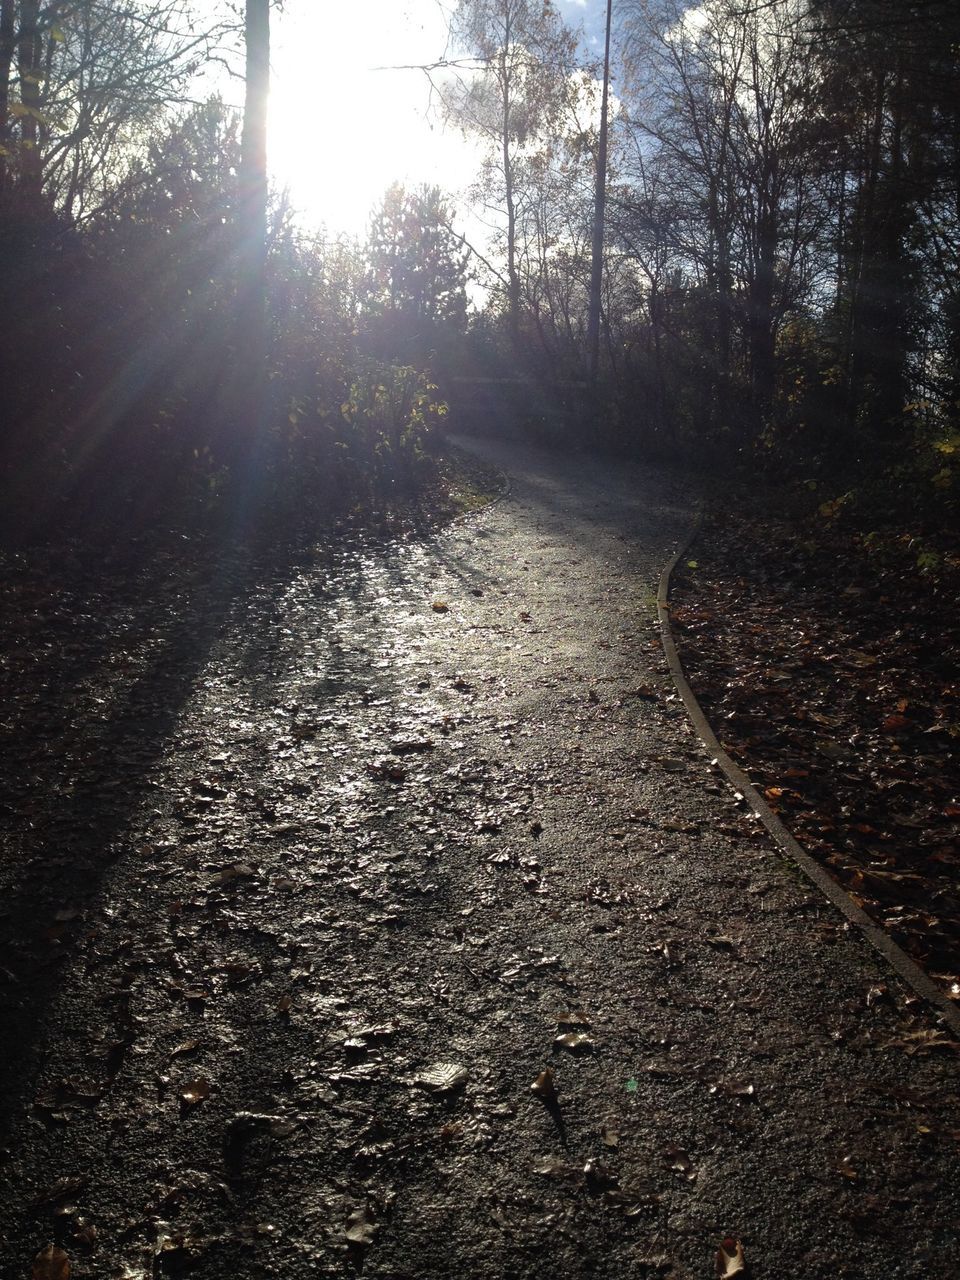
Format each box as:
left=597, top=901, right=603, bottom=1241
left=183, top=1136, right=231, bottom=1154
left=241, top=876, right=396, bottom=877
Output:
left=269, top=1, right=481, bottom=239
left=669, top=5, right=709, bottom=41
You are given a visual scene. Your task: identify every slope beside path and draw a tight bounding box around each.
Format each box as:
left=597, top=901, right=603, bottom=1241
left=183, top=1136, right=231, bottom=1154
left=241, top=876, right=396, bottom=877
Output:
left=0, top=436, right=957, bottom=1279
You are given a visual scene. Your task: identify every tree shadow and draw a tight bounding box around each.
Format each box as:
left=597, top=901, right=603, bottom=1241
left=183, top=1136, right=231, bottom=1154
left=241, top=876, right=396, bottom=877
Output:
left=0, top=525, right=323, bottom=1142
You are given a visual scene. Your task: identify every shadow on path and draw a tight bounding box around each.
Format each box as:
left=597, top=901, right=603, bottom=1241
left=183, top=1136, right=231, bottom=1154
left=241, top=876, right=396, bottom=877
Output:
left=0, top=530, right=324, bottom=1142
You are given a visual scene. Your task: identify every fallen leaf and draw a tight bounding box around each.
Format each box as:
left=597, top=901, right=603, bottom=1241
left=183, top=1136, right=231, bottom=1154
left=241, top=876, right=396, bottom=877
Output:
left=414, top=1062, right=469, bottom=1093
left=179, top=1078, right=211, bottom=1105
left=605, top=1187, right=660, bottom=1216
left=553, top=1032, right=593, bottom=1054
left=72, top=1224, right=97, bottom=1250
left=32, top=1178, right=89, bottom=1208
left=705, top=935, right=738, bottom=951
left=211, top=862, right=257, bottom=886
left=583, top=1158, right=618, bottom=1190
left=556, top=1009, right=590, bottom=1028
left=345, top=1205, right=378, bottom=1247
left=168, top=1040, right=201, bottom=1060
left=32, top=1245, right=70, bottom=1280
left=531, top=1068, right=557, bottom=1101
left=710, top=1080, right=756, bottom=1101
left=884, top=1030, right=960, bottom=1055
left=660, top=1143, right=696, bottom=1180
left=715, top=1237, right=746, bottom=1277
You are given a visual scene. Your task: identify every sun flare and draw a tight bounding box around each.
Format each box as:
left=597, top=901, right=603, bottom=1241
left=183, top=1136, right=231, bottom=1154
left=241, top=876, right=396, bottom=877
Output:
left=268, top=2, right=479, bottom=238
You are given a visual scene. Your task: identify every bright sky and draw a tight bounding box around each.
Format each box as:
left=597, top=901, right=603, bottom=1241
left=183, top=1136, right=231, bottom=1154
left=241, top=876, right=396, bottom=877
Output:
left=268, top=0, right=609, bottom=240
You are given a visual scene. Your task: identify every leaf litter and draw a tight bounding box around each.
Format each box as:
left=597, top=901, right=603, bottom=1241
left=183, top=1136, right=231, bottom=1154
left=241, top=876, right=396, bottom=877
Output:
left=2, top=451, right=960, bottom=1279
left=672, top=511, right=960, bottom=993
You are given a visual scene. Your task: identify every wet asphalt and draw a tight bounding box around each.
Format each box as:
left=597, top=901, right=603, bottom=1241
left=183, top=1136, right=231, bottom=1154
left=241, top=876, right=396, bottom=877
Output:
left=1, top=435, right=958, bottom=1278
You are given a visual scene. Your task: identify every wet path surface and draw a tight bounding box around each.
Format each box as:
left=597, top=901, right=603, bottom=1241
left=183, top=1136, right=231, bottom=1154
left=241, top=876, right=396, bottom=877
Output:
left=1, top=437, right=959, bottom=1278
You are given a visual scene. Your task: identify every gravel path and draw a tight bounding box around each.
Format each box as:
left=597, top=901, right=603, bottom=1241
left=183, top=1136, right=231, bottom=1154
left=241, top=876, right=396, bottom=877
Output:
left=1, top=437, right=958, bottom=1279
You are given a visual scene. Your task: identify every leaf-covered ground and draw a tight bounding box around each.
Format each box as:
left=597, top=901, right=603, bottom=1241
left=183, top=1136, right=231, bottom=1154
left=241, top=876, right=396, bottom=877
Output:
left=671, top=512, right=960, bottom=997
left=1, top=441, right=959, bottom=1280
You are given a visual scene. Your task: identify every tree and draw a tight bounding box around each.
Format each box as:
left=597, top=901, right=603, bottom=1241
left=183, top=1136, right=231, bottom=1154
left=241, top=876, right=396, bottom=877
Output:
left=364, top=182, right=469, bottom=362
left=229, top=0, right=270, bottom=470
left=444, top=0, right=578, bottom=344
left=618, top=0, right=825, bottom=442
left=240, top=0, right=269, bottom=300
left=587, top=0, right=612, bottom=381
left=0, top=2, right=227, bottom=222
left=809, top=0, right=960, bottom=440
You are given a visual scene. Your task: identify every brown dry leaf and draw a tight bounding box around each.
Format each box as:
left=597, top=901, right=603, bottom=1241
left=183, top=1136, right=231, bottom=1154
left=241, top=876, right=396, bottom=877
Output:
left=705, top=935, right=738, bottom=952
left=605, top=1187, right=660, bottom=1216
left=710, top=1080, right=756, bottom=1101
left=583, top=1158, right=618, bottom=1190
left=32, top=1245, right=70, bottom=1280
left=345, top=1205, right=378, bottom=1247
left=661, top=1143, right=696, bottom=1181
left=556, top=1009, right=590, bottom=1028
left=715, top=1237, right=746, bottom=1277
left=554, top=1032, right=593, bottom=1054
left=211, top=862, right=257, bottom=885
left=414, top=1062, right=469, bottom=1093
left=531, top=1068, right=557, bottom=1101
left=885, top=1030, right=960, bottom=1056
left=168, top=1040, right=201, bottom=1060
left=179, top=1078, right=211, bottom=1105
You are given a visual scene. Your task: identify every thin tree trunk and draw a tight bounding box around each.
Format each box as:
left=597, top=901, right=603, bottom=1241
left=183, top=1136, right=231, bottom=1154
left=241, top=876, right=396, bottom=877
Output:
left=500, top=38, right=520, bottom=344
left=17, top=0, right=43, bottom=209
left=235, top=0, right=270, bottom=466
left=587, top=0, right=612, bottom=382
left=241, top=0, right=269, bottom=296
left=0, top=0, right=15, bottom=199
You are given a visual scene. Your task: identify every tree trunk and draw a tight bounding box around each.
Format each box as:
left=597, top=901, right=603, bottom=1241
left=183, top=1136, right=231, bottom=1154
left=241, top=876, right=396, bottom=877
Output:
left=234, top=0, right=270, bottom=468
left=0, top=0, right=14, bottom=199
left=241, top=0, right=269, bottom=295
left=587, top=0, right=612, bottom=382
left=17, top=0, right=43, bottom=209
left=499, top=40, right=520, bottom=345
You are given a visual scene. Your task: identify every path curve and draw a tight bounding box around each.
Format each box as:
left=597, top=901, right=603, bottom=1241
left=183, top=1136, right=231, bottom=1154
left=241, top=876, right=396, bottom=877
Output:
left=1, top=436, right=958, bottom=1279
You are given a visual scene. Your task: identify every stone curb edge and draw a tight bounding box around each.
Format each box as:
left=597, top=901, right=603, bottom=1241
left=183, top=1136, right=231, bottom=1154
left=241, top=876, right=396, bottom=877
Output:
left=657, top=521, right=960, bottom=1039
